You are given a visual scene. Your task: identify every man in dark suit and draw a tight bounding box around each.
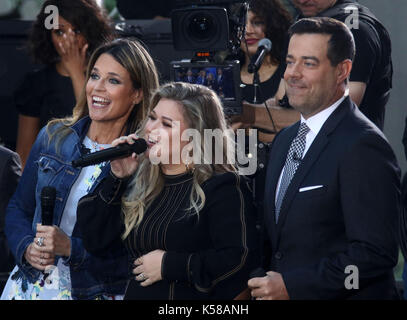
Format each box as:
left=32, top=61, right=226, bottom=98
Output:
left=0, top=145, right=21, bottom=291
left=248, top=17, right=400, bottom=300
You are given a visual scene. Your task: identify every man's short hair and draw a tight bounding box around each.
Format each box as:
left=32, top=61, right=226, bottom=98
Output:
left=288, top=17, right=356, bottom=66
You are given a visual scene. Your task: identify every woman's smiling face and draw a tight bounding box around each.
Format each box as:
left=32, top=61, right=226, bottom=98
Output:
left=86, top=53, right=142, bottom=125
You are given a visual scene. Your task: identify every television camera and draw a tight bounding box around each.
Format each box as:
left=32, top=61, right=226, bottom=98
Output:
left=170, top=0, right=248, bottom=115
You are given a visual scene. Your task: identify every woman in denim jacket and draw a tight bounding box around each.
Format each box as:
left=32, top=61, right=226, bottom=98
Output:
left=1, top=39, right=159, bottom=300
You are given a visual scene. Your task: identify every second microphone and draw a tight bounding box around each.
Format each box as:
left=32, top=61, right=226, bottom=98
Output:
left=72, top=138, right=148, bottom=168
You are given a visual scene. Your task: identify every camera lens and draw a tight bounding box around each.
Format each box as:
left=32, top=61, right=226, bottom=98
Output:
left=172, top=7, right=229, bottom=51
left=187, top=13, right=216, bottom=41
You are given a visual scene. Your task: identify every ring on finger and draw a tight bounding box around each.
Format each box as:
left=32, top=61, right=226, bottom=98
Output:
left=139, top=273, right=146, bottom=281
left=36, top=237, right=45, bottom=247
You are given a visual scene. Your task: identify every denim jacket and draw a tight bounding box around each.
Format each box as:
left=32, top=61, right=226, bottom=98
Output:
left=5, top=117, right=130, bottom=299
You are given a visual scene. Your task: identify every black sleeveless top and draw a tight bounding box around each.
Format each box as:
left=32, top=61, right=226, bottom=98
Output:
left=241, top=63, right=285, bottom=104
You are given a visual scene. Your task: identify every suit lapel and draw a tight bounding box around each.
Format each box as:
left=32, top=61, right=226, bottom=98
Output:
left=275, top=134, right=329, bottom=232
left=264, top=122, right=300, bottom=246
left=275, top=97, right=353, bottom=235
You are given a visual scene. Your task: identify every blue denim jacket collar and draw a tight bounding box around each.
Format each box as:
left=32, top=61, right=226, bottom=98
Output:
left=72, top=116, right=91, bottom=140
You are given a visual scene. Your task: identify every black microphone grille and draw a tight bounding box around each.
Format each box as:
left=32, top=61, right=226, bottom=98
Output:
left=133, top=138, right=148, bottom=153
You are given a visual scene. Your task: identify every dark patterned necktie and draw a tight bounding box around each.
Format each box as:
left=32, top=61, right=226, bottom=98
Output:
left=275, top=122, right=310, bottom=222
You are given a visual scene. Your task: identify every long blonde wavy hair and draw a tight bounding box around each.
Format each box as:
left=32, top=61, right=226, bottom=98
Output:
left=122, top=82, right=237, bottom=239
left=46, top=38, right=159, bottom=147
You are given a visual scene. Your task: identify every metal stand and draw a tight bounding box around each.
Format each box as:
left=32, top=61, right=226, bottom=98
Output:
left=252, top=70, right=260, bottom=103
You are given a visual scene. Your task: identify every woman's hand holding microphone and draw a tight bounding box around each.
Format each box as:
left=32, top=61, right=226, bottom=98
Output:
left=110, top=133, right=141, bottom=179
left=25, top=133, right=141, bottom=271
left=26, top=224, right=71, bottom=271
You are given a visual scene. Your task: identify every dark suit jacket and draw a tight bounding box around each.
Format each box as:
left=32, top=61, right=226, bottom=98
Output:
left=262, top=97, right=401, bottom=299
left=0, top=146, right=21, bottom=273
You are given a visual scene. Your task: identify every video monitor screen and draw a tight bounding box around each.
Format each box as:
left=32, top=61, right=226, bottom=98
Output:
left=171, top=63, right=237, bottom=101
left=170, top=60, right=242, bottom=115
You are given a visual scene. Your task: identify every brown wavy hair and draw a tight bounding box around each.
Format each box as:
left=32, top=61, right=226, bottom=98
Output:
left=28, top=0, right=114, bottom=65
left=47, top=38, right=159, bottom=148
left=242, top=0, right=293, bottom=65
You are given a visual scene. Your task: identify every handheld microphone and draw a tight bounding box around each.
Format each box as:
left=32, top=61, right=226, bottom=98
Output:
left=41, top=186, right=56, bottom=226
left=72, top=138, right=148, bottom=168
left=248, top=38, right=272, bottom=74
left=250, top=267, right=267, bottom=279
left=40, top=187, right=56, bottom=276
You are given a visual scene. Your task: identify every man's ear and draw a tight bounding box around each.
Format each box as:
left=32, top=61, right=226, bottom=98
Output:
left=336, top=59, right=353, bottom=84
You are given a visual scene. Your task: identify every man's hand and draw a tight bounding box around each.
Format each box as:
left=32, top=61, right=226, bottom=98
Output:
left=229, top=99, right=300, bottom=136
left=229, top=100, right=256, bottom=130
left=248, top=271, right=290, bottom=300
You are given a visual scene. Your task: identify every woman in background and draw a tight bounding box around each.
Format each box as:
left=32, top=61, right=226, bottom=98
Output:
left=15, top=0, right=113, bottom=168
left=232, top=0, right=298, bottom=232
left=240, top=0, right=292, bottom=104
